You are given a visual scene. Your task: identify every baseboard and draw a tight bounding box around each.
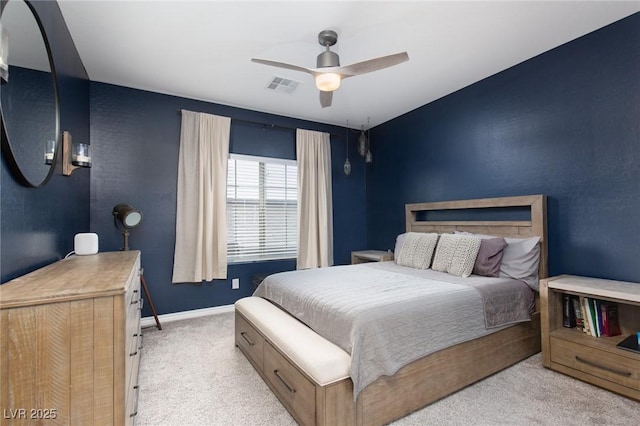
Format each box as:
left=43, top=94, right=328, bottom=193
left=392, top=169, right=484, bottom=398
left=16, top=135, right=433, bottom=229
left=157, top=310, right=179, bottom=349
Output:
left=141, top=304, right=234, bottom=328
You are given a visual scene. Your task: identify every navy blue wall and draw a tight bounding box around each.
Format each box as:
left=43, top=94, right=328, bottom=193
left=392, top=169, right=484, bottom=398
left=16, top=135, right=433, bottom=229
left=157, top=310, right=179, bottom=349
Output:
left=368, top=14, right=640, bottom=283
left=1, top=0, right=89, bottom=282
left=89, top=83, right=367, bottom=316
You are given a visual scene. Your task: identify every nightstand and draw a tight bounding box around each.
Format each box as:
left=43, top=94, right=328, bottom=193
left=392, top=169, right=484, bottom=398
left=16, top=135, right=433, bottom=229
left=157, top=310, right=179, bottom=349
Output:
left=540, top=275, right=640, bottom=401
left=351, top=250, right=394, bottom=264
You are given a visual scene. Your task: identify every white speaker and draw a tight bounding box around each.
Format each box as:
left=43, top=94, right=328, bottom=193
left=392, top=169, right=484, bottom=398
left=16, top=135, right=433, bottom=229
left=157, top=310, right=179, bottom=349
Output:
left=74, top=233, right=99, bottom=255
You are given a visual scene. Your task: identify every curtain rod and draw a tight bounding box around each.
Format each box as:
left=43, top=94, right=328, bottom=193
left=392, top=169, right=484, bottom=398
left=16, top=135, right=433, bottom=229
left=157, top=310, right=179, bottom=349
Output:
left=177, top=110, right=338, bottom=137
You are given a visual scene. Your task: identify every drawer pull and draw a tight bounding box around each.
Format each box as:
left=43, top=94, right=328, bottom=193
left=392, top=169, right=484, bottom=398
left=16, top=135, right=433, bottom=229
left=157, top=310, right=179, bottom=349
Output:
left=575, top=356, right=632, bottom=377
left=130, top=385, right=140, bottom=418
left=130, top=350, right=138, bottom=357
left=273, top=369, right=296, bottom=394
left=240, top=332, right=254, bottom=347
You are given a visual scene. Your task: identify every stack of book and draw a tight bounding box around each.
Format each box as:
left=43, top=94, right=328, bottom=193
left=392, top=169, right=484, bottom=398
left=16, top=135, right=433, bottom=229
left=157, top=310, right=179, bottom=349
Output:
left=563, top=294, right=621, bottom=337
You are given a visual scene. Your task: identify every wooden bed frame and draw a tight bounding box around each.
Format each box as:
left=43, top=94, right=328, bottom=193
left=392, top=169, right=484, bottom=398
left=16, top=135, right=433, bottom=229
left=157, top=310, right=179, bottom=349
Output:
left=236, top=194, right=547, bottom=425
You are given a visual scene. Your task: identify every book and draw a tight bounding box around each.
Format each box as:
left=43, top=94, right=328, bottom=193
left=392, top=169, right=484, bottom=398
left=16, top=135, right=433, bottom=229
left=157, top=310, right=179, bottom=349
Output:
left=601, top=302, right=621, bottom=337
left=572, top=296, right=583, bottom=330
left=616, top=334, right=640, bottom=354
left=600, top=301, right=610, bottom=336
left=593, top=298, right=601, bottom=337
left=579, top=296, right=590, bottom=334
left=563, top=294, right=576, bottom=327
left=584, top=297, right=596, bottom=337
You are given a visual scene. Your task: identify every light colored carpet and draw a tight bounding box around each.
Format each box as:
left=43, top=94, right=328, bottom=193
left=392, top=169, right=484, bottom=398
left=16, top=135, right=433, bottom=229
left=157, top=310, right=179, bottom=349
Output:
left=137, top=312, right=638, bottom=425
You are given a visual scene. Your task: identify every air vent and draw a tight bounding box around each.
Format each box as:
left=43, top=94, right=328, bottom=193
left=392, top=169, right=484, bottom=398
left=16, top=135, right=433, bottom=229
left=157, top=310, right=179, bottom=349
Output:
left=265, top=76, right=300, bottom=94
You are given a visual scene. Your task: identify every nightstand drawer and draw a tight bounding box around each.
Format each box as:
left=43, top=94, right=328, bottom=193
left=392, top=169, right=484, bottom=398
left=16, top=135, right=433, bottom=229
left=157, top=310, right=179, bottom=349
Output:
left=551, top=337, right=640, bottom=391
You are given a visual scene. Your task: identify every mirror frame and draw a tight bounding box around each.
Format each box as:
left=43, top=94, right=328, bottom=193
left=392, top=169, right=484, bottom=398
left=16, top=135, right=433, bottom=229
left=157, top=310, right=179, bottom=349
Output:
left=0, top=0, right=60, bottom=188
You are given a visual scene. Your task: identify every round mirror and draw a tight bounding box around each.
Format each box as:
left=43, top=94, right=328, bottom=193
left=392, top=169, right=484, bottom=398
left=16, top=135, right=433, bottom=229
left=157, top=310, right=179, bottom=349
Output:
left=1, top=0, right=59, bottom=188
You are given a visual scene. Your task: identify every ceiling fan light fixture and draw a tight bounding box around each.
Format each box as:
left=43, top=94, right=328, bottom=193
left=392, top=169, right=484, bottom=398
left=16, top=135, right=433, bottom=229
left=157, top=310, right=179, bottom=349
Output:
left=315, top=73, right=341, bottom=92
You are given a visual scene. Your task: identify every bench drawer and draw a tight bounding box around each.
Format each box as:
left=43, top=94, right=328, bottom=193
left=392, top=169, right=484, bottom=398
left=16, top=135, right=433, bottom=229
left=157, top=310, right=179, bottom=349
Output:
left=235, top=312, right=264, bottom=370
left=551, top=337, right=640, bottom=391
left=264, top=342, right=316, bottom=426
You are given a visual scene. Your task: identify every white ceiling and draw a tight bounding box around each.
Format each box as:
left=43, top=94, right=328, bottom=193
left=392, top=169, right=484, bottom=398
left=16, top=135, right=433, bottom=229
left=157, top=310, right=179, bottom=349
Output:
left=56, top=1, right=640, bottom=129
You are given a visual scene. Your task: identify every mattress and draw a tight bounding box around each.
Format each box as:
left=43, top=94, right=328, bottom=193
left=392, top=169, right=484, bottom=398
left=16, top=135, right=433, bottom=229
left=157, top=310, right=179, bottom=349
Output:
left=254, top=261, right=534, bottom=397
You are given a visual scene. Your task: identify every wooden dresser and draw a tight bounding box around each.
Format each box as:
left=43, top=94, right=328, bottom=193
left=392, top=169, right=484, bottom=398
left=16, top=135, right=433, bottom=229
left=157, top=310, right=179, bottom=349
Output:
left=0, top=251, right=142, bottom=425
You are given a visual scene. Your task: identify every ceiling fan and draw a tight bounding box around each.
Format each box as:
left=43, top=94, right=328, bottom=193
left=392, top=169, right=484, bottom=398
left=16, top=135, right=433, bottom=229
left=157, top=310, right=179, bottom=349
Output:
left=251, top=30, right=409, bottom=108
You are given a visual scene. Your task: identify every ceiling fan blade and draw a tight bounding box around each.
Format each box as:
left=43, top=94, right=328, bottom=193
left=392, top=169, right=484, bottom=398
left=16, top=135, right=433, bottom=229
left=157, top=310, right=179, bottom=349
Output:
left=319, top=91, right=333, bottom=108
left=251, top=58, right=315, bottom=75
left=335, top=52, right=409, bottom=77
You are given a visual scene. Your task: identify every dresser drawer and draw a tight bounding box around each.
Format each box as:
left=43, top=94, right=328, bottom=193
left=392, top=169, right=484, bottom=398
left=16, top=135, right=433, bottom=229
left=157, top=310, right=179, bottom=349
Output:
left=235, top=313, right=264, bottom=370
left=125, top=349, right=141, bottom=426
left=263, top=343, right=316, bottom=426
left=126, top=319, right=142, bottom=392
left=551, top=337, right=640, bottom=391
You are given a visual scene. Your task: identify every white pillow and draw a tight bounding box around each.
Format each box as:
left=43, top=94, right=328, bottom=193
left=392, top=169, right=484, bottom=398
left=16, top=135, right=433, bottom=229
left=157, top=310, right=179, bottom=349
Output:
left=455, top=231, right=541, bottom=289
left=432, top=234, right=482, bottom=278
left=499, top=237, right=541, bottom=289
left=395, top=232, right=439, bottom=269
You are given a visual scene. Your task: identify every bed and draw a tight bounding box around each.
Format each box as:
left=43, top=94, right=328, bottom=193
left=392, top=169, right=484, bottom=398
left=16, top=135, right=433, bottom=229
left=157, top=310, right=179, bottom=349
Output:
left=235, top=195, right=547, bottom=425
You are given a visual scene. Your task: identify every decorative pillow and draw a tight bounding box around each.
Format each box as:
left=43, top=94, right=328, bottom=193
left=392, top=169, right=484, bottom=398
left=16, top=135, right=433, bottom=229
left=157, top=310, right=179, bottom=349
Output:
left=432, top=234, right=482, bottom=277
left=448, top=235, right=482, bottom=277
left=395, top=232, right=439, bottom=269
left=431, top=234, right=457, bottom=272
left=473, top=237, right=508, bottom=277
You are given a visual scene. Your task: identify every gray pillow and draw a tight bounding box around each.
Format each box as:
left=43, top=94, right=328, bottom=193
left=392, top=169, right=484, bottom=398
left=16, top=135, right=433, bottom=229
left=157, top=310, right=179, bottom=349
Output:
left=473, top=237, right=508, bottom=277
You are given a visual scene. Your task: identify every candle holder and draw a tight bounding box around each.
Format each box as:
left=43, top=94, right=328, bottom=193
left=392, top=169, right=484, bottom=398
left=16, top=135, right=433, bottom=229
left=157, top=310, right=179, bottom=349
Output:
left=62, top=131, right=91, bottom=176
left=44, top=140, right=56, bottom=165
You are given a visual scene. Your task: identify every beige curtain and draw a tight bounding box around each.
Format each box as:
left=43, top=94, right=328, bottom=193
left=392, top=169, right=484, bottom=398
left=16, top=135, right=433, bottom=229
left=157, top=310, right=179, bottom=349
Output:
left=172, top=110, right=230, bottom=283
left=296, top=129, right=334, bottom=269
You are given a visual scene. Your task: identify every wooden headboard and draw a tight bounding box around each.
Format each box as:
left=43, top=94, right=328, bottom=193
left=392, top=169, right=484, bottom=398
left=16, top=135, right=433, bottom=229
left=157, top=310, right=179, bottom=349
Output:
left=405, top=195, right=547, bottom=278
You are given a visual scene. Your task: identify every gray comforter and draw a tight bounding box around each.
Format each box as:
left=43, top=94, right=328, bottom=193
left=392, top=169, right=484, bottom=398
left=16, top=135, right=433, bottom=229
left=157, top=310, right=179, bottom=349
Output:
left=254, top=262, right=534, bottom=397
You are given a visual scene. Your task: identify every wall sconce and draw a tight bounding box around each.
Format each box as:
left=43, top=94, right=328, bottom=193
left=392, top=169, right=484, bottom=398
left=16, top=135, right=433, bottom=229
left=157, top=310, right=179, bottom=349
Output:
left=112, top=203, right=143, bottom=251
left=62, top=131, right=91, bottom=176
left=0, top=23, right=8, bottom=84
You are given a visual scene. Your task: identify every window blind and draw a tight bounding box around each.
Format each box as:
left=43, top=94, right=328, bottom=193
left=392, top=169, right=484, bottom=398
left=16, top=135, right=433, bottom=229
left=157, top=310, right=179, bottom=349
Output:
left=227, top=154, right=297, bottom=263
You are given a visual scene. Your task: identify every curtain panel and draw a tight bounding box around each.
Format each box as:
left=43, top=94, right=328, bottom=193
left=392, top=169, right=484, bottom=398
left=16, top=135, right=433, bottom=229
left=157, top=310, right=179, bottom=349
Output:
left=296, top=129, right=334, bottom=269
left=172, top=110, right=230, bottom=283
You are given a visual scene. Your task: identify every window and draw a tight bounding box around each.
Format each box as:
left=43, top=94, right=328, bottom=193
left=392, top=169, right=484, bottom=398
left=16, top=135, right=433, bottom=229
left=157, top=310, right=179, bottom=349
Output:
left=227, top=154, right=297, bottom=263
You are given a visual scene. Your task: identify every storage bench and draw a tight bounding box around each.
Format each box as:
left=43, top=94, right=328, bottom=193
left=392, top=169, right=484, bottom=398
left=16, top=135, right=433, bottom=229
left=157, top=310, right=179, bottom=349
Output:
left=235, top=297, right=355, bottom=425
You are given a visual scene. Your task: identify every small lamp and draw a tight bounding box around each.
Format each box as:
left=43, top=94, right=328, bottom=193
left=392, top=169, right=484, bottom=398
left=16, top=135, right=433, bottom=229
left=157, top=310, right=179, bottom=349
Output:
left=343, top=121, right=351, bottom=176
left=358, top=126, right=367, bottom=157
left=113, top=203, right=143, bottom=251
left=112, top=203, right=162, bottom=330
